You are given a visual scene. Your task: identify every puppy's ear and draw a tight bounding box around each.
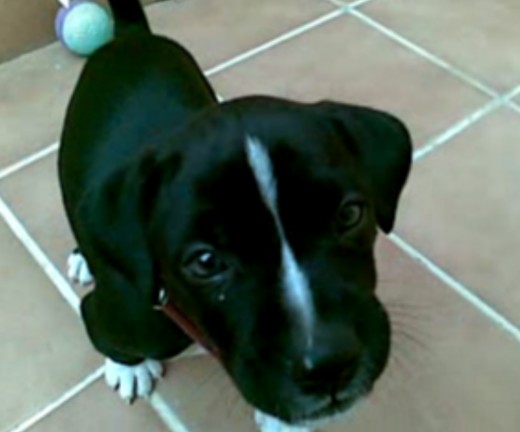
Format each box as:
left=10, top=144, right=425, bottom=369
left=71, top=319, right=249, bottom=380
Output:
left=76, top=152, right=178, bottom=304
left=315, top=101, right=412, bottom=233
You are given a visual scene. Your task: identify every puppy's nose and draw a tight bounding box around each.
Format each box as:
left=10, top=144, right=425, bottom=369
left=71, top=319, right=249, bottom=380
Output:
left=296, top=338, right=361, bottom=395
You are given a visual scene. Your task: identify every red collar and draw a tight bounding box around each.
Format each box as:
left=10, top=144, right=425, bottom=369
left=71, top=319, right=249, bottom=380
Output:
left=155, top=289, right=221, bottom=359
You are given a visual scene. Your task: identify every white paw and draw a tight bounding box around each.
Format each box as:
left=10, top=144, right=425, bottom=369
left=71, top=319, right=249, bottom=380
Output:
left=255, top=411, right=312, bottom=432
left=67, top=250, right=93, bottom=286
left=104, top=358, right=164, bottom=403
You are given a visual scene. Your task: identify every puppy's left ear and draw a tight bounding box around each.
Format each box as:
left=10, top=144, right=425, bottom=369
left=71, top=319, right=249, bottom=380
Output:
left=75, top=151, right=172, bottom=305
left=315, top=101, right=412, bottom=233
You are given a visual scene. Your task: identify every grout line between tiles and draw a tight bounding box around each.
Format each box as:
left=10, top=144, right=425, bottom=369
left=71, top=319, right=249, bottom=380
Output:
left=414, top=82, right=520, bottom=161
left=0, top=142, right=59, bottom=181
left=504, top=83, right=520, bottom=114
left=0, top=0, right=501, bottom=181
left=0, top=105, right=222, bottom=182
left=0, top=0, right=506, bottom=181
left=0, top=15, right=344, bottom=179
left=0, top=195, right=206, bottom=430
left=205, top=0, right=378, bottom=79
left=389, top=233, right=520, bottom=344
left=0, top=196, right=203, bottom=431
left=205, top=9, right=344, bottom=77
left=507, top=101, right=520, bottom=115
left=8, top=367, right=104, bottom=432
left=413, top=100, right=501, bottom=161
left=149, top=393, right=191, bottom=432
left=504, top=83, right=520, bottom=101
left=348, top=9, right=498, bottom=98
left=327, top=0, right=348, bottom=6
left=0, top=196, right=80, bottom=313
left=330, top=0, right=379, bottom=9
left=327, top=0, right=363, bottom=7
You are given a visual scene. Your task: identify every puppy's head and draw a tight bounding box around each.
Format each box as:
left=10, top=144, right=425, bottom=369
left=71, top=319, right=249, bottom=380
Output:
left=105, top=96, right=411, bottom=424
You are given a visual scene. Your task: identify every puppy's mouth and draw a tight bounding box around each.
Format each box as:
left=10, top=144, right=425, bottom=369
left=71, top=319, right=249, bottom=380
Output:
left=288, top=368, right=372, bottom=427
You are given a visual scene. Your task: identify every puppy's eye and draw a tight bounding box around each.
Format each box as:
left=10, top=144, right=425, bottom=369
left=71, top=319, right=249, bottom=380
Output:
left=183, top=246, right=228, bottom=283
left=337, top=202, right=364, bottom=232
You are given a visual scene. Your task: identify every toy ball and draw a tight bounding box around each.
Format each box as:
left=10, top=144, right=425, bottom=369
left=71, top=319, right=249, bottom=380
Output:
left=55, top=0, right=115, bottom=57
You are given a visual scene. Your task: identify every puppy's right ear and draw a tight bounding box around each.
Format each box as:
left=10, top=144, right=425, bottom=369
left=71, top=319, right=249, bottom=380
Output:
left=314, top=102, right=412, bottom=233
left=75, top=151, right=180, bottom=305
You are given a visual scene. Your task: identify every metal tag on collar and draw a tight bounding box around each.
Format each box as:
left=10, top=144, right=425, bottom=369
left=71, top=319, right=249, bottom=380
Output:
left=153, top=287, right=169, bottom=310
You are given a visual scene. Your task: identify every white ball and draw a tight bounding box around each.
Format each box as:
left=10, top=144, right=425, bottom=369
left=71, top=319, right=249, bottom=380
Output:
left=61, top=2, right=114, bottom=56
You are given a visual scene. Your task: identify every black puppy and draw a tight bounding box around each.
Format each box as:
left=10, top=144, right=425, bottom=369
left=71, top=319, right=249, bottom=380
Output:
left=59, top=0, right=412, bottom=430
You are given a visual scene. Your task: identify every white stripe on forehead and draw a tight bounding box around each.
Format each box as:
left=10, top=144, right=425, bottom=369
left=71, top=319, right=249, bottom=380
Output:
left=245, top=135, right=314, bottom=333
left=244, top=136, right=278, bottom=213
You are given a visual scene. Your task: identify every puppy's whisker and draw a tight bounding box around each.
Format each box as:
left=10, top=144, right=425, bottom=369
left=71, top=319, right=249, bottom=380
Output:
left=388, top=345, right=420, bottom=378
left=391, top=313, right=432, bottom=356
left=386, top=303, right=434, bottom=316
left=388, top=311, right=438, bottom=326
left=383, top=295, right=435, bottom=307
left=388, top=316, right=428, bottom=333
left=385, top=299, right=439, bottom=317
left=390, top=316, right=431, bottom=337
left=368, top=322, right=431, bottom=426
left=391, top=333, right=438, bottom=388
left=386, top=301, right=440, bottom=342
left=393, top=325, right=431, bottom=355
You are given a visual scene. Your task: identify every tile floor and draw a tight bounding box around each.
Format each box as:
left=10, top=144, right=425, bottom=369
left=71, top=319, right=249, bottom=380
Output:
left=1, top=0, right=519, bottom=431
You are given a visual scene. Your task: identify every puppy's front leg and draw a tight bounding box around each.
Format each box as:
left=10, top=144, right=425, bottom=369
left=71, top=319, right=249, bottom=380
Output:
left=104, top=357, right=164, bottom=402
left=67, top=249, right=94, bottom=286
left=67, top=253, right=162, bottom=401
left=81, top=285, right=192, bottom=403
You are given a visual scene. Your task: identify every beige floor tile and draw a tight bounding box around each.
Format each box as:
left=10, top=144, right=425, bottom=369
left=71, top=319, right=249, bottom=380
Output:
left=0, top=219, right=99, bottom=432
left=211, top=15, right=490, bottom=148
left=29, top=380, right=169, bottom=432
left=147, top=0, right=335, bottom=70
left=0, top=153, right=78, bottom=293
left=395, top=107, right=520, bottom=326
left=363, top=0, right=520, bottom=92
left=0, top=45, right=82, bottom=171
left=157, top=355, right=257, bottom=432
